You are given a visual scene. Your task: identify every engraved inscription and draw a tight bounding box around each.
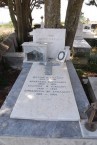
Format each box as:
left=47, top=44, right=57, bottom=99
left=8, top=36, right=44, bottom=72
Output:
left=24, top=75, right=71, bottom=97
left=10, top=63, right=80, bottom=121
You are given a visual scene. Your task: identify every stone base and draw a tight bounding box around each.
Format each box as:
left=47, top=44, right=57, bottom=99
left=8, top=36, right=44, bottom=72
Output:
left=0, top=137, right=97, bottom=145
left=73, top=39, right=91, bottom=57
left=87, top=77, right=97, bottom=102
left=3, top=52, right=24, bottom=69
left=0, top=61, right=90, bottom=142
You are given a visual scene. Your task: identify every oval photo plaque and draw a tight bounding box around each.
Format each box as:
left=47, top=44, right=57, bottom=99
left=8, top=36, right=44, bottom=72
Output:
left=58, top=51, right=65, bottom=60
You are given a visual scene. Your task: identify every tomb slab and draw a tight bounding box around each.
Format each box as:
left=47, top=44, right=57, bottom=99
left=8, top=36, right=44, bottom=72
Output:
left=10, top=62, right=80, bottom=121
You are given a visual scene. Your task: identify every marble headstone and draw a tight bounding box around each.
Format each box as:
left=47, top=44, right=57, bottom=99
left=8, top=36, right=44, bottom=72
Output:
left=10, top=62, right=80, bottom=121
left=30, top=29, right=66, bottom=58
left=75, top=22, right=83, bottom=40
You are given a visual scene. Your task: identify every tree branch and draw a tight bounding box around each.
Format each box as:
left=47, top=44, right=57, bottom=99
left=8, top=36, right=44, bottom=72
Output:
left=86, top=0, right=97, bottom=7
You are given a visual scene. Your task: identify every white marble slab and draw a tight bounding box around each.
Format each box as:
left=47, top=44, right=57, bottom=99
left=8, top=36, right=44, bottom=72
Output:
left=73, top=39, right=91, bottom=48
left=30, top=29, right=66, bottom=58
left=10, top=63, right=80, bottom=121
left=1, top=138, right=97, bottom=145
left=83, top=31, right=96, bottom=39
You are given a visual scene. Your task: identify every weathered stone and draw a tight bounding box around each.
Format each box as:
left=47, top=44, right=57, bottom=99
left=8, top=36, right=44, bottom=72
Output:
left=75, top=22, right=83, bottom=40
left=3, top=52, right=24, bottom=69
left=87, top=77, right=97, bottom=102
left=9, top=33, right=18, bottom=48
left=3, top=36, right=16, bottom=52
left=0, top=138, right=97, bottom=145
left=0, top=42, right=9, bottom=56
left=73, top=39, right=91, bottom=57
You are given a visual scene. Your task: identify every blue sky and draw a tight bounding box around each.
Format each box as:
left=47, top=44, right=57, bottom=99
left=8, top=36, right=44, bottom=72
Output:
left=0, top=0, right=97, bottom=24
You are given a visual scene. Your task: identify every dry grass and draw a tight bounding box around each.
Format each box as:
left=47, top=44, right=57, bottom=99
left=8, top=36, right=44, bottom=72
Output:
left=0, top=22, right=14, bottom=42
left=91, top=47, right=97, bottom=54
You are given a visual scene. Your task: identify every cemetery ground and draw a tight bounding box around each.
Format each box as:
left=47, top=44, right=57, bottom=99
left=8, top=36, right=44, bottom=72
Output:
left=0, top=23, right=19, bottom=107
left=73, top=47, right=97, bottom=78
left=0, top=62, right=20, bottom=107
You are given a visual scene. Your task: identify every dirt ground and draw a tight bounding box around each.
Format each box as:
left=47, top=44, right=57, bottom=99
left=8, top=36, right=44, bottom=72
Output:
left=0, top=26, right=14, bottom=42
left=0, top=24, right=19, bottom=107
left=0, top=65, right=20, bottom=107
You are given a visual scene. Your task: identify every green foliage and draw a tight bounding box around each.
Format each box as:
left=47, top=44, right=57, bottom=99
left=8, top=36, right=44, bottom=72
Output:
left=88, top=63, right=97, bottom=72
left=75, top=63, right=97, bottom=76
left=88, top=54, right=97, bottom=64
left=76, top=69, right=84, bottom=77
left=80, top=12, right=86, bottom=23
left=74, top=53, right=97, bottom=78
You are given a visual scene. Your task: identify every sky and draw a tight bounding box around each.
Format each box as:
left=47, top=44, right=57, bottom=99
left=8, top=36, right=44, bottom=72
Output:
left=0, top=0, right=97, bottom=24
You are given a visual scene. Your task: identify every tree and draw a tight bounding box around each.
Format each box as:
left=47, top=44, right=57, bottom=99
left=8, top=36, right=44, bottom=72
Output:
left=0, top=0, right=44, bottom=45
left=15, top=0, right=23, bottom=45
left=45, top=0, right=60, bottom=28
left=65, top=0, right=84, bottom=49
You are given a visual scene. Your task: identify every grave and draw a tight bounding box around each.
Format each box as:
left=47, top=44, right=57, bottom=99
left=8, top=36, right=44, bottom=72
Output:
left=73, top=22, right=91, bottom=60
left=11, top=62, right=80, bottom=121
left=12, top=29, right=76, bottom=121
left=73, top=39, right=91, bottom=57
left=0, top=28, right=97, bottom=145
left=83, top=24, right=97, bottom=39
